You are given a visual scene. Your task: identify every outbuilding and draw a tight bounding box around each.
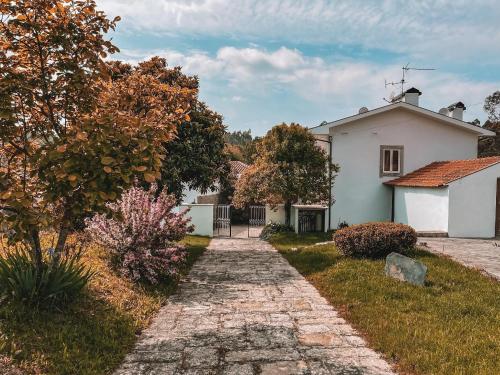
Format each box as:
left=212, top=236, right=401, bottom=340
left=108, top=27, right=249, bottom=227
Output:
left=385, top=157, right=500, bottom=238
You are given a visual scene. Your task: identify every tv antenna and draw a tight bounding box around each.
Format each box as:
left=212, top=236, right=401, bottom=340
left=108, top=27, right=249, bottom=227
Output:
left=384, top=63, right=436, bottom=102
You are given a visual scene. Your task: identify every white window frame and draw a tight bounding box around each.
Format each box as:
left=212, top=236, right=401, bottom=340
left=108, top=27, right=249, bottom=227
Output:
left=380, top=145, right=404, bottom=177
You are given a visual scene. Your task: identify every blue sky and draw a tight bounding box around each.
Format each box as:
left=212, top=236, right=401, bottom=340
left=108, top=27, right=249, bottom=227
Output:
left=99, top=0, right=500, bottom=136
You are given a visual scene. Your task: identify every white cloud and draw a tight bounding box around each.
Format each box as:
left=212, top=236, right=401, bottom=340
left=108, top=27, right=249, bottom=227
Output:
left=116, top=46, right=499, bottom=122
left=99, top=0, right=500, bottom=61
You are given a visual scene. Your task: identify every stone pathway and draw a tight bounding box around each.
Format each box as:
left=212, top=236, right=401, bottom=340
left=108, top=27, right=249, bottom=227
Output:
left=420, top=237, right=500, bottom=280
left=115, top=238, right=395, bottom=375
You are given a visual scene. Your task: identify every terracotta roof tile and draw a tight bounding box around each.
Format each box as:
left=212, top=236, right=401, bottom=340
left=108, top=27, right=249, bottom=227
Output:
left=385, top=156, right=500, bottom=188
left=229, top=160, right=248, bottom=176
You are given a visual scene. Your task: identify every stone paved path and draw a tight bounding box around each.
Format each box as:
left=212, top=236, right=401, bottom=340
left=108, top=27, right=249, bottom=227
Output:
left=115, top=238, right=395, bottom=375
left=420, top=237, right=500, bottom=280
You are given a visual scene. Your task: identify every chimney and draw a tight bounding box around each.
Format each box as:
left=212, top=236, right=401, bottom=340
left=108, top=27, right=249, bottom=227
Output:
left=392, top=87, right=422, bottom=106
left=447, top=102, right=466, bottom=121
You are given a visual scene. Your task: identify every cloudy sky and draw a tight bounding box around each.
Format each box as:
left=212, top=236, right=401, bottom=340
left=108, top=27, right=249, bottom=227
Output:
left=99, top=0, right=500, bottom=135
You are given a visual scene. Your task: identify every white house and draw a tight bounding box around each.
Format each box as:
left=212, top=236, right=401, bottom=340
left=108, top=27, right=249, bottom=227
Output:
left=311, top=87, right=498, bottom=238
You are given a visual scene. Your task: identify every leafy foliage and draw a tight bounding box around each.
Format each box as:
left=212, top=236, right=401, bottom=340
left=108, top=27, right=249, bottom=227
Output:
left=162, top=102, right=230, bottom=202
left=333, top=222, right=417, bottom=258
left=484, top=91, right=500, bottom=123
left=233, top=123, right=337, bottom=224
left=225, top=130, right=260, bottom=164
left=0, top=1, right=194, bottom=271
left=479, top=91, right=500, bottom=157
left=86, top=185, right=193, bottom=284
left=0, top=246, right=93, bottom=307
left=109, top=58, right=230, bottom=203
left=259, top=222, right=294, bottom=240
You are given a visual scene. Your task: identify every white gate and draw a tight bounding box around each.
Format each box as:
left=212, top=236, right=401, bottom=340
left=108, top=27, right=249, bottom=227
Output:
left=248, top=205, right=266, bottom=238
left=214, top=204, right=231, bottom=237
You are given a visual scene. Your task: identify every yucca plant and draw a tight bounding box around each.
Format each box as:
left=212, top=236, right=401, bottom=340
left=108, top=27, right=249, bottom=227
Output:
left=0, top=246, right=94, bottom=307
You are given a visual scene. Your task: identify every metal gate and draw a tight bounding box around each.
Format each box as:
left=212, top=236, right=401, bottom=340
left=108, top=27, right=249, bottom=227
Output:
left=214, top=204, right=231, bottom=237
left=248, top=205, right=266, bottom=238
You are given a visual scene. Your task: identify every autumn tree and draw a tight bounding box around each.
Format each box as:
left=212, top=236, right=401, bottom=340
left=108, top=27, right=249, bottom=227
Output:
left=108, top=58, right=230, bottom=203
left=0, top=1, right=193, bottom=272
left=233, top=123, right=337, bottom=225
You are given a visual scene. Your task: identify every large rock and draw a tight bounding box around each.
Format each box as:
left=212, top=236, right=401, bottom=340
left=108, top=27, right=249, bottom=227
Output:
left=385, top=252, right=427, bottom=286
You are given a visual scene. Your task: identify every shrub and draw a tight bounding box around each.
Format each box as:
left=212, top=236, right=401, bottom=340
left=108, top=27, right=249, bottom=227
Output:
left=0, top=246, right=93, bottom=307
left=85, top=185, right=193, bottom=284
left=333, top=222, right=417, bottom=258
left=260, top=222, right=294, bottom=240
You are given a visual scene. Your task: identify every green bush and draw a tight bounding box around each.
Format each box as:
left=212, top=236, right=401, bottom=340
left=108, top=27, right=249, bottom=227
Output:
left=260, top=222, right=294, bottom=240
left=333, top=222, right=417, bottom=258
left=0, top=248, right=93, bottom=307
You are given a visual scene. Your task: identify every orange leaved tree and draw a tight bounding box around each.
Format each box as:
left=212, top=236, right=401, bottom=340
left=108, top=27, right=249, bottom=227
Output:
left=0, top=1, right=194, bottom=272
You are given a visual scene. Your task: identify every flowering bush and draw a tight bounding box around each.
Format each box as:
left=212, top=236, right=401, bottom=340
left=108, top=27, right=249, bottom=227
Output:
left=85, top=185, right=193, bottom=284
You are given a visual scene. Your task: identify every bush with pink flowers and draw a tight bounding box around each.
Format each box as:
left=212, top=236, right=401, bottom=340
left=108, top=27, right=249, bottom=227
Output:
left=85, top=185, right=193, bottom=284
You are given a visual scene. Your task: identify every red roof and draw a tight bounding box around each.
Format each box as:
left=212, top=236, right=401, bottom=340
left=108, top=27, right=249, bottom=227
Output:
left=385, top=157, right=500, bottom=188
left=229, top=160, right=248, bottom=177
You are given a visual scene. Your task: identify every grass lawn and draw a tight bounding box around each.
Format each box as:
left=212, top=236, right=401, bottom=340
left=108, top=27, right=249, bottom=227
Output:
left=270, top=232, right=500, bottom=375
left=0, top=235, right=210, bottom=375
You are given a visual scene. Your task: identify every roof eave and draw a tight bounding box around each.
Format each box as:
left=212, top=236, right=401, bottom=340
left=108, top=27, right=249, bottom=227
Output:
left=310, top=102, right=496, bottom=136
left=383, top=182, right=448, bottom=188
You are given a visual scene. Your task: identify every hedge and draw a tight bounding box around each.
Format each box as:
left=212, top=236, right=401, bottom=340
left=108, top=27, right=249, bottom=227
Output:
left=333, top=222, right=417, bottom=258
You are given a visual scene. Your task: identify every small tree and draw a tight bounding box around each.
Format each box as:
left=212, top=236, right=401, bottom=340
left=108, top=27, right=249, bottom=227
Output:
left=233, top=123, right=337, bottom=225
left=0, top=1, right=193, bottom=274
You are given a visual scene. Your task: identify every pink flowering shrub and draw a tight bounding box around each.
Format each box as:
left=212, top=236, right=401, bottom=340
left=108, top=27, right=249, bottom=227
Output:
left=85, top=185, right=193, bottom=284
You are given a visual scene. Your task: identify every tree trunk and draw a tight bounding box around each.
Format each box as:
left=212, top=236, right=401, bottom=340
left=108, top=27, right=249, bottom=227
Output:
left=284, top=200, right=292, bottom=227
left=30, top=227, right=43, bottom=273
left=54, top=206, right=72, bottom=259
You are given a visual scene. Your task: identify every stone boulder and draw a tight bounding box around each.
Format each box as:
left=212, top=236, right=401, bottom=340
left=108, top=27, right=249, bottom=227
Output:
left=385, top=252, right=427, bottom=286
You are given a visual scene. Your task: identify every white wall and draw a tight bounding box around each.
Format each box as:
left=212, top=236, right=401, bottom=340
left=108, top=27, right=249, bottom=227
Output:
left=313, top=107, right=478, bottom=227
left=394, top=187, right=449, bottom=232
left=448, top=164, right=500, bottom=238
left=179, top=204, right=214, bottom=237
left=266, top=205, right=286, bottom=224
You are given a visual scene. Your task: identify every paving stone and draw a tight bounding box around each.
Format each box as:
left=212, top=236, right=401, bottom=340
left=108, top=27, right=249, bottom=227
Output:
left=114, top=238, right=396, bottom=375
left=259, top=360, right=308, bottom=374
left=421, top=238, right=500, bottom=280
left=222, top=363, right=255, bottom=375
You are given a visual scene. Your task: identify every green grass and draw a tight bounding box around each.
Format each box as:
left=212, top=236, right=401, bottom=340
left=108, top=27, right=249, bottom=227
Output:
left=270, top=233, right=500, bottom=375
left=0, top=235, right=210, bottom=375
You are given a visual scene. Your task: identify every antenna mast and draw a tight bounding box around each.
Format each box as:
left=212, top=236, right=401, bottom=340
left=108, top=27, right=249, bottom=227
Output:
left=384, top=63, right=436, bottom=102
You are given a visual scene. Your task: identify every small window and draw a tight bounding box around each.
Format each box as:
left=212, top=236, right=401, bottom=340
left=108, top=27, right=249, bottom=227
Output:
left=380, top=146, right=403, bottom=177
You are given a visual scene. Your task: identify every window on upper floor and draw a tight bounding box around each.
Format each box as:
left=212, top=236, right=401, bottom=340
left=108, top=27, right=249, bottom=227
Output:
left=380, top=146, right=403, bottom=177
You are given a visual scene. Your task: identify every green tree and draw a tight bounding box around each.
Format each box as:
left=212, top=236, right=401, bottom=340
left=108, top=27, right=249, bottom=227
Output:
left=225, top=129, right=260, bottom=164
left=233, top=123, right=337, bottom=225
left=162, top=101, right=230, bottom=201
left=484, top=91, right=500, bottom=123
left=0, top=1, right=193, bottom=271
left=479, top=91, right=500, bottom=157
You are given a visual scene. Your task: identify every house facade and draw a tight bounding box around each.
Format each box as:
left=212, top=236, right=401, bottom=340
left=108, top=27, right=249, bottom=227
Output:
left=311, top=88, right=497, bottom=237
